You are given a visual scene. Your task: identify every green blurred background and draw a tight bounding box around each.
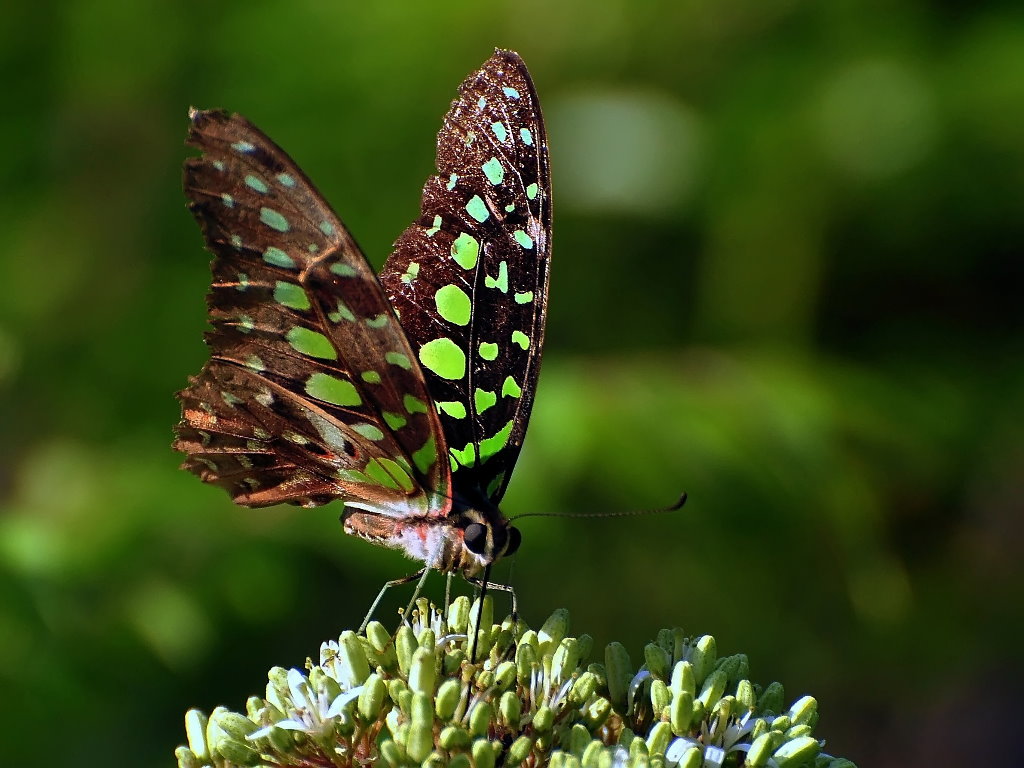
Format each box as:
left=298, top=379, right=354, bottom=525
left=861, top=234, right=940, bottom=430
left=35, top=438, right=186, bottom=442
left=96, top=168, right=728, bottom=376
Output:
left=2, top=2, right=1022, bottom=766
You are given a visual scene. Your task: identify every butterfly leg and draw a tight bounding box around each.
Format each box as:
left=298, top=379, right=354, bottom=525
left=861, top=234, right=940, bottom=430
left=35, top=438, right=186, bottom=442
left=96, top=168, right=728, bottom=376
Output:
left=359, top=568, right=426, bottom=632
left=401, top=566, right=434, bottom=626
left=466, top=576, right=519, bottom=619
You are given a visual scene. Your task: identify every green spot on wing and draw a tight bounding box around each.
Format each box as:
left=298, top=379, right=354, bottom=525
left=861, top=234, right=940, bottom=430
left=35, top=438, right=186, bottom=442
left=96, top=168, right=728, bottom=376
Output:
left=260, top=207, right=289, bottom=232
left=330, top=262, right=358, bottom=278
left=520, top=127, right=534, bottom=146
left=263, top=247, right=294, bottom=268
left=485, top=261, right=509, bottom=293
left=364, top=458, right=402, bottom=491
left=404, top=394, right=428, bottom=414
left=514, top=291, right=534, bottom=304
left=451, top=233, right=479, bottom=269
left=412, top=437, right=437, bottom=476
left=514, top=230, right=534, bottom=249
left=319, top=220, right=335, bottom=237
left=383, top=411, right=407, bottom=431
left=481, top=157, right=505, bottom=185
left=221, top=193, right=234, bottom=207
left=328, top=300, right=356, bottom=323
left=287, top=327, right=337, bottom=359
left=276, top=173, right=296, bottom=187
left=231, top=140, right=255, bottom=153
left=449, top=443, right=476, bottom=469
left=512, top=330, right=530, bottom=349
left=438, top=401, right=467, bottom=419
left=386, top=352, right=411, bottom=369
left=491, top=122, right=508, bottom=142
left=478, top=342, right=498, bottom=361
left=474, top=388, right=497, bottom=413
left=353, top=423, right=385, bottom=441
left=245, top=175, right=269, bottom=193
left=361, top=370, right=382, bottom=384
left=503, top=87, right=521, bottom=99
left=446, top=173, right=458, bottom=190
left=273, top=281, right=310, bottom=310
left=479, top=420, right=514, bottom=463
left=466, top=195, right=489, bottom=223
left=526, top=183, right=538, bottom=199
left=366, top=314, right=390, bottom=329
left=502, top=375, right=522, bottom=398
left=305, top=372, right=360, bottom=405
left=418, top=338, right=466, bottom=380
left=434, top=285, right=471, bottom=326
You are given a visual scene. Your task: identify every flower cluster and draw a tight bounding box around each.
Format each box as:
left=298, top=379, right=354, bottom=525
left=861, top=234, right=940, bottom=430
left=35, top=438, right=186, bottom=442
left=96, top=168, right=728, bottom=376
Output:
left=175, top=598, right=856, bottom=768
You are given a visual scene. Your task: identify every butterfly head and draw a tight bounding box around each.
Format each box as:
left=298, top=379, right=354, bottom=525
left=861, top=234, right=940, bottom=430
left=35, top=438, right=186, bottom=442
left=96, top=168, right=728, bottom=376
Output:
left=451, top=499, right=522, bottom=577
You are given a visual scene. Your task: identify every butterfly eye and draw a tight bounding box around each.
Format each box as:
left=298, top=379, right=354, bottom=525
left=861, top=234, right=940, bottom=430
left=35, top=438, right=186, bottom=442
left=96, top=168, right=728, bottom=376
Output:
left=464, top=523, right=488, bottom=555
left=505, top=526, right=522, bottom=556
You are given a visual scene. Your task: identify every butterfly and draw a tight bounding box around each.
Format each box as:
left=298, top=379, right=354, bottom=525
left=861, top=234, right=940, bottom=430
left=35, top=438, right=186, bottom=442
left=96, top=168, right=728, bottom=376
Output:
left=174, top=50, right=550, bottom=588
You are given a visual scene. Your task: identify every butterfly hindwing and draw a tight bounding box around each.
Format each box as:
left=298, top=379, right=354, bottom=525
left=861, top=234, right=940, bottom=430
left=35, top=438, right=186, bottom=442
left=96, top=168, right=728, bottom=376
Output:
left=380, top=50, right=552, bottom=505
left=175, top=109, right=451, bottom=516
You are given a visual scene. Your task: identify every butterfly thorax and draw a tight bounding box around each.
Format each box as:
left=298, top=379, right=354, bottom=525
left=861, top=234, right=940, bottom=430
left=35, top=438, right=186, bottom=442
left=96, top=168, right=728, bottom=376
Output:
left=341, top=494, right=521, bottom=578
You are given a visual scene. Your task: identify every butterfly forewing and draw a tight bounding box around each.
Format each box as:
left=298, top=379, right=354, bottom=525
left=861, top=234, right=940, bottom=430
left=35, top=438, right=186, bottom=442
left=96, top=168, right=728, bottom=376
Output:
left=175, top=110, right=451, bottom=516
left=380, top=50, right=552, bottom=505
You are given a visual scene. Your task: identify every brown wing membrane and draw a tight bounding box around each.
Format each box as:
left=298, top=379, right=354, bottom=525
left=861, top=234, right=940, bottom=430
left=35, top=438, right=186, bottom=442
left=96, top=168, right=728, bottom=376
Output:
left=175, top=109, right=451, bottom=517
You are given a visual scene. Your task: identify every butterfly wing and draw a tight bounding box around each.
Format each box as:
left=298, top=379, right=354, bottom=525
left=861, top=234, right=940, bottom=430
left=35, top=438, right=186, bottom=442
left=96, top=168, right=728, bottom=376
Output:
left=175, top=109, right=451, bottom=518
left=379, top=50, right=552, bottom=505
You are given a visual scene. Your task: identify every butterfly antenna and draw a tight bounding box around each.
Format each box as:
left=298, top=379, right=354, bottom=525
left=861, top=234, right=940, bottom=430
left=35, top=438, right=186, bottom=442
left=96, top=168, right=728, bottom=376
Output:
left=508, top=491, right=688, bottom=523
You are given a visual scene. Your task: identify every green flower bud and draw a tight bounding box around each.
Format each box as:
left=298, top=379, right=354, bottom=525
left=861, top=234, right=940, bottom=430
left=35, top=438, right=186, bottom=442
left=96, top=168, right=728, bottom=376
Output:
left=587, top=663, right=607, bottom=690
left=447, top=596, right=471, bottom=634
left=418, top=628, right=436, bottom=650
left=467, top=597, right=495, bottom=652
left=644, top=643, right=671, bottom=680
left=677, top=745, right=701, bottom=768
left=669, top=661, right=695, bottom=698
left=516, top=641, right=537, bottom=687
left=826, top=760, right=857, bottom=768
left=745, top=732, right=777, bottom=767
left=568, top=723, right=591, bottom=755
left=407, top=693, right=435, bottom=762
left=584, top=696, right=611, bottom=730
left=582, top=739, right=604, bottom=768
left=409, top=646, right=437, bottom=695
left=690, top=636, right=716, bottom=685
left=477, top=669, right=496, bottom=690
left=715, top=654, right=742, bottom=684
left=205, top=706, right=229, bottom=755
left=217, top=737, right=259, bottom=766
left=787, top=695, right=817, bottom=726
left=605, top=642, right=632, bottom=706
left=628, top=736, right=648, bottom=759
left=340, top=631, right=371, bottom=686
left=710, top=695, right=734, bottom=728
left=538, top=608, right=570, bottom=654
left=552, top=637, right=580, bottom=685
left=550, top=751, right=566, bottom=768
left=772, top=735, right=819, bottom=767
left=577, top=634, right=594, bottom=662
left=785, top=724, right=813, bottom=739
left=491, top=628, right=516, bottom=661
left=499, top=690, right=522, bottom=728
left=645, top=721, right=672, bottom=757
left=468, top=699, right=494, bottom=737
left=758, top=682, right=785, bottom=714
left=174, top=746, right=199, bottom=768
left=449, top=754, right=472, bottom=768
left=366, top=621, right=391, bottom=651
left=493, top=660, right=517, bottom=690
left=696, top=669, right=727, bottom=710
left=396, top=625, right=417, bottom=677
left=650, top=679, right=670, bottom=716
left=568, top=671, right=598, bottom=706
left=359, top=673, right=388, bottom=721
left=532, top=704, right=554, bottom=732
left=388, top=678, right=410, bottom=706
left=508, top=735, right=534, bottom=766
left=184, top=709, right=209, bottom=761
left=422, top=750, right=446, bottom=768
left=213, top=711, right=257, bottom=741
left=245, top=696, right=262, bottom=720
left=750, top=717, right=769, bottom=741
left=266, top=667, right=290, bottom=710
left=380, top=738, right=404, bottom=768
left=439, top=725, right=471, bottom=750
left=669, top=690, right=693, bottom=735
left=266, top=721, right=294, bottom=753
left=472, top=738, right=497, bottom=768
left=772, top=715, right=792, bottom=732
left=618, top=728, right=635, bottom=748
left=434, top=678, right=462, bottom=722
left=735, top=679, right=755, bottom=710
